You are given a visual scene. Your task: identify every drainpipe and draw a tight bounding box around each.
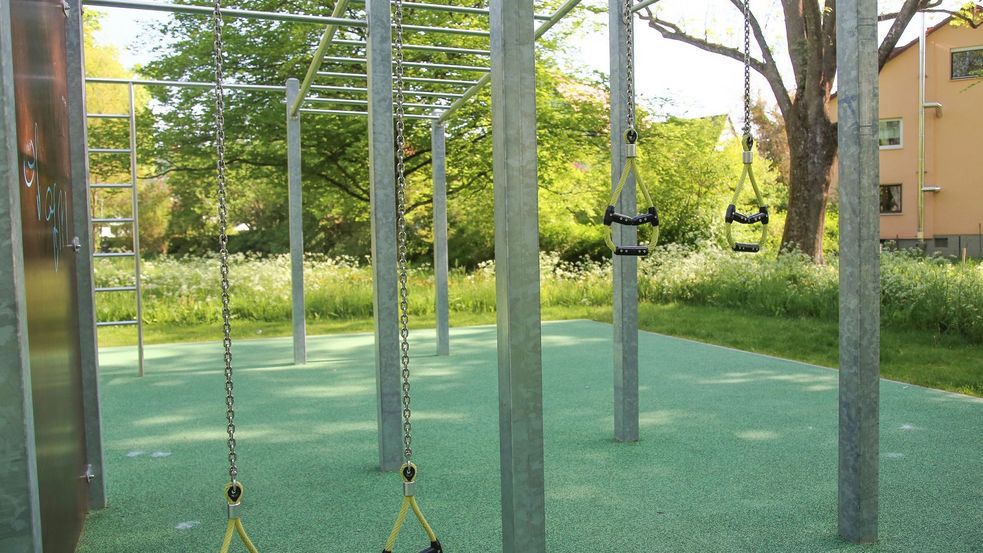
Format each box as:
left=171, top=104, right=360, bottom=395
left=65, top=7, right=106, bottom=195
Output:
left=917, top=12, right=926, bottom=245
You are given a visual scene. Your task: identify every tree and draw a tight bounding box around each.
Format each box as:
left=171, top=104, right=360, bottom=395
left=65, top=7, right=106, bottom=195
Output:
left=637, top=0, right=981, bottom=261
left=83, top=12, right=170, bottom=254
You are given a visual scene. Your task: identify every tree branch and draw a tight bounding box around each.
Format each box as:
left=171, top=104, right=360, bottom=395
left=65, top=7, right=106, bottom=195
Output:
left=637, top=6, right=793, bottom=117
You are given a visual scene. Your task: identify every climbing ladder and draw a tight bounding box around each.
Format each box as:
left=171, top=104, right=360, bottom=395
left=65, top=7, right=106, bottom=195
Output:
left=86, top=82, right=145, bottom=376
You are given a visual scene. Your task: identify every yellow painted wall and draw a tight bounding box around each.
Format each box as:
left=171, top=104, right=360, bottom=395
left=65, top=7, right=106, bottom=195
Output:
left=831, top=21, right=983, bottom=242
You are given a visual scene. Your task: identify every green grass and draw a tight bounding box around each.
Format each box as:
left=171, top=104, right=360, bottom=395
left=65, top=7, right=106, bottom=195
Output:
left=99, top=302, right=983, bottom=397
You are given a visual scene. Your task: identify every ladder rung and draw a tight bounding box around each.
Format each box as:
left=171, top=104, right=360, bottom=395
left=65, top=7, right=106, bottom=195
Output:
left=95, top=286, right=137, bottom=292
left=89, top=148, right=132, bottom=154
left=92, top=217, right=134, bottom=224
left=97, top=320, right=138, bottom=327
left=87, top=113, right=129, bottom=119
left=94, top=252, right=135, bottom=258
left=91, top=183, right=134, bottom=189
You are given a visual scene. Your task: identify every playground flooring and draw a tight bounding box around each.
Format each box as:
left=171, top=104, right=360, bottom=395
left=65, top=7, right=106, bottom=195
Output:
left=77, top=320, right=983, bottom=552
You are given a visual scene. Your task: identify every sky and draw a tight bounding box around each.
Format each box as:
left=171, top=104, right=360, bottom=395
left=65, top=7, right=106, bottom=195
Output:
left=89, top=0, right=960, bottom=123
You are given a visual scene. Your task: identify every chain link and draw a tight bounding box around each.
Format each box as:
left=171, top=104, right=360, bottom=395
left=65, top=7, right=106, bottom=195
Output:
left=623, top=0, right=635, bottom=132
left=393, top=0, right=413, bottom=463
left=212, top=0, right=237, bottom=484
left=743, top=0, right=752, bottom=137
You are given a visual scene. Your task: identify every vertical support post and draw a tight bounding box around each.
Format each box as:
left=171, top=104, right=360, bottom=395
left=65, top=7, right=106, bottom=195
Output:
left=0, top=0, right=43, bottom=546
left=836, top=0, right=881, bottom=544
left=286, top=77, right=307, bottom=365
left=608, top=0, right=639, bottom=442
left=431, top=120, right=450, bottom=356
left=66, top=0, right=106, bottom=510
left=127, top=82, right=145, bottom=377
left=489, top=0, right=546, bottom=550
left=366, top=0, right=401, bottom=472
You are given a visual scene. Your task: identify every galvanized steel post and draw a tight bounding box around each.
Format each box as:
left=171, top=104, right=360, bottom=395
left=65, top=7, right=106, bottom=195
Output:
left=286, top=78, right=307, bottom=365
left=0, top=0, right=43, bottom=546
left=431, top=120, right=450, bottom=356
left=609, top=0, right=639, bottom=442
left=489, top=0, right=547, bottom=550
left=66, top=0, right=107, bottom=509
left=836, top=0, right=881, bottom=543
left=366, top=0, right=402, bottom=472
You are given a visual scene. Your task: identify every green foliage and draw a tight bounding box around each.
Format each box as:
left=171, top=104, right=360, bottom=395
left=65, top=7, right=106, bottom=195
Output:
left=118, top=0, right=781, bottom=262
left=96, top=250, right=983, bottom=344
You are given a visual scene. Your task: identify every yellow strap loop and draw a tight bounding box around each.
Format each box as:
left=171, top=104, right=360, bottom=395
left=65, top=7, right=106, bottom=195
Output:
left=219, top=482, right=260, bottom=553
left=383, top=463, right=440, bottom=552
left=605, top=156, right=660, bottom=253
left=724, top=136, right=768, bottom=252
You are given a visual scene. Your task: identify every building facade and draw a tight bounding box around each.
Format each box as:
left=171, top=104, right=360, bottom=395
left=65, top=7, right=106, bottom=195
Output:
left=833, top=16, right=983, bottom=257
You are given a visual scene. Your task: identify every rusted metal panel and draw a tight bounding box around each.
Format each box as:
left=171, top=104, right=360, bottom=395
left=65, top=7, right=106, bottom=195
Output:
left=9, top=0, right=90, bottom=550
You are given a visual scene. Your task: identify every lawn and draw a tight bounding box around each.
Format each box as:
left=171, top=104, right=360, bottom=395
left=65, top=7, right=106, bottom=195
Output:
left=98, top=302, right=983, bottom=397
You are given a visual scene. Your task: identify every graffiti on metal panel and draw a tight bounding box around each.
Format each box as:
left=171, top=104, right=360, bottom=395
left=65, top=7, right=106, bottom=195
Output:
left=21, top=122, right=69, bottom=271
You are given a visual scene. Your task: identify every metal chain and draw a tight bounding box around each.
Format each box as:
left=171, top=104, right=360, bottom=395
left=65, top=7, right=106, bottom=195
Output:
left=393, top=0, right=413, bottom=464
left=211, top=0, right=237, bottom=484
left=742, top=0, right=752, bottom=137
left=624, top=0, right=635, bottom=132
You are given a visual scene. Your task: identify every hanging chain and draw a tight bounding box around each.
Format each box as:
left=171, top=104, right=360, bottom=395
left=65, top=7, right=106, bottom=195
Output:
left=393, top=0, right=413, bottom=464
left=742, top=0, right=752, bottom=137
left=623, top=0, right=636, bottom=132
left=212, top=0, right=237, bottom=484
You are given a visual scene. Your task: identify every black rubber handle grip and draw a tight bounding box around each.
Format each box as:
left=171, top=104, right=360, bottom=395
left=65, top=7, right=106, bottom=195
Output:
left=604, top=206, right=660, bottom=227
left=614, top=246, right=649, bottom=256
left=733, top=242, right=761, bottom=253
left=725, top=205, right=769, bottom=225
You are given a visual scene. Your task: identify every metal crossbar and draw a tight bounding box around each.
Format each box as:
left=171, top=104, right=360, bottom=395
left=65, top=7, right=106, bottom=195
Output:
left=305, top=96, right=447, bottom=110
left=309, top=84, right=464, bottom=99
left=300, top=108, right=439, bottom=120
left=438, top=0, right=583, bottom=123
left=322, top=56, right=490, bottom=73
left=316, top=71, right=479, bottom=87
left=347, top=0, right=552, bottom=20
left=333, top=39, right=490, bottom=57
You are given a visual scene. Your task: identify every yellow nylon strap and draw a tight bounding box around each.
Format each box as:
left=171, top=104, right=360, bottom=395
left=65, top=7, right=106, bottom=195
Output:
left=605, top=157, right=660, bottom=252
left=383, top=463, right=440, bottom=552
left=219, top=518, right=259, bottom=553
left=724, top=137, right=768, bottom=251
left=218, top=482, right=260, bottom=553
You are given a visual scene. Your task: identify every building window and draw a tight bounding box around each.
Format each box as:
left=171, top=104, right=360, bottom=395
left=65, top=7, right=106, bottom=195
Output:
left=880, top=184, right=902, bottom=214
left=879, top=119, right=902, bottom=149
left=952, top=46, right=983, bottom=80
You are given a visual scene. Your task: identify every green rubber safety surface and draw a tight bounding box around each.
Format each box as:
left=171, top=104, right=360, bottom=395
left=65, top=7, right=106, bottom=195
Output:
left=78, top=320, right=982, bottom=552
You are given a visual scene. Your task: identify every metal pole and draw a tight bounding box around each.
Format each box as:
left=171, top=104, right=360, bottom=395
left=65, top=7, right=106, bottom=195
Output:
left=1, top=0, right=45, bottom=545
left=431, top=120, right=450, bottom=356
left=836, top=0, right=881, bottom=543
left=82, top=0, right=365, bottom=26
left=366, top=0, right=401, bottom=472
left=609, top=0, right=639, bottom=442
left=490, top=0, right=546, bottom=549
left=65, top=0, right=106, bottom=510
left=437, top=0, right=582, bottom=123
left=291, top=0, right=351, bottom=116
left=128, top=82, right=145, bottom=377
left=286, top=78, right=307, bottom=364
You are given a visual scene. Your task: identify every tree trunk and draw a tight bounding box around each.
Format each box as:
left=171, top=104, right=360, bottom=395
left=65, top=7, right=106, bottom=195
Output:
left=781, top=102, right=838, bottom=262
